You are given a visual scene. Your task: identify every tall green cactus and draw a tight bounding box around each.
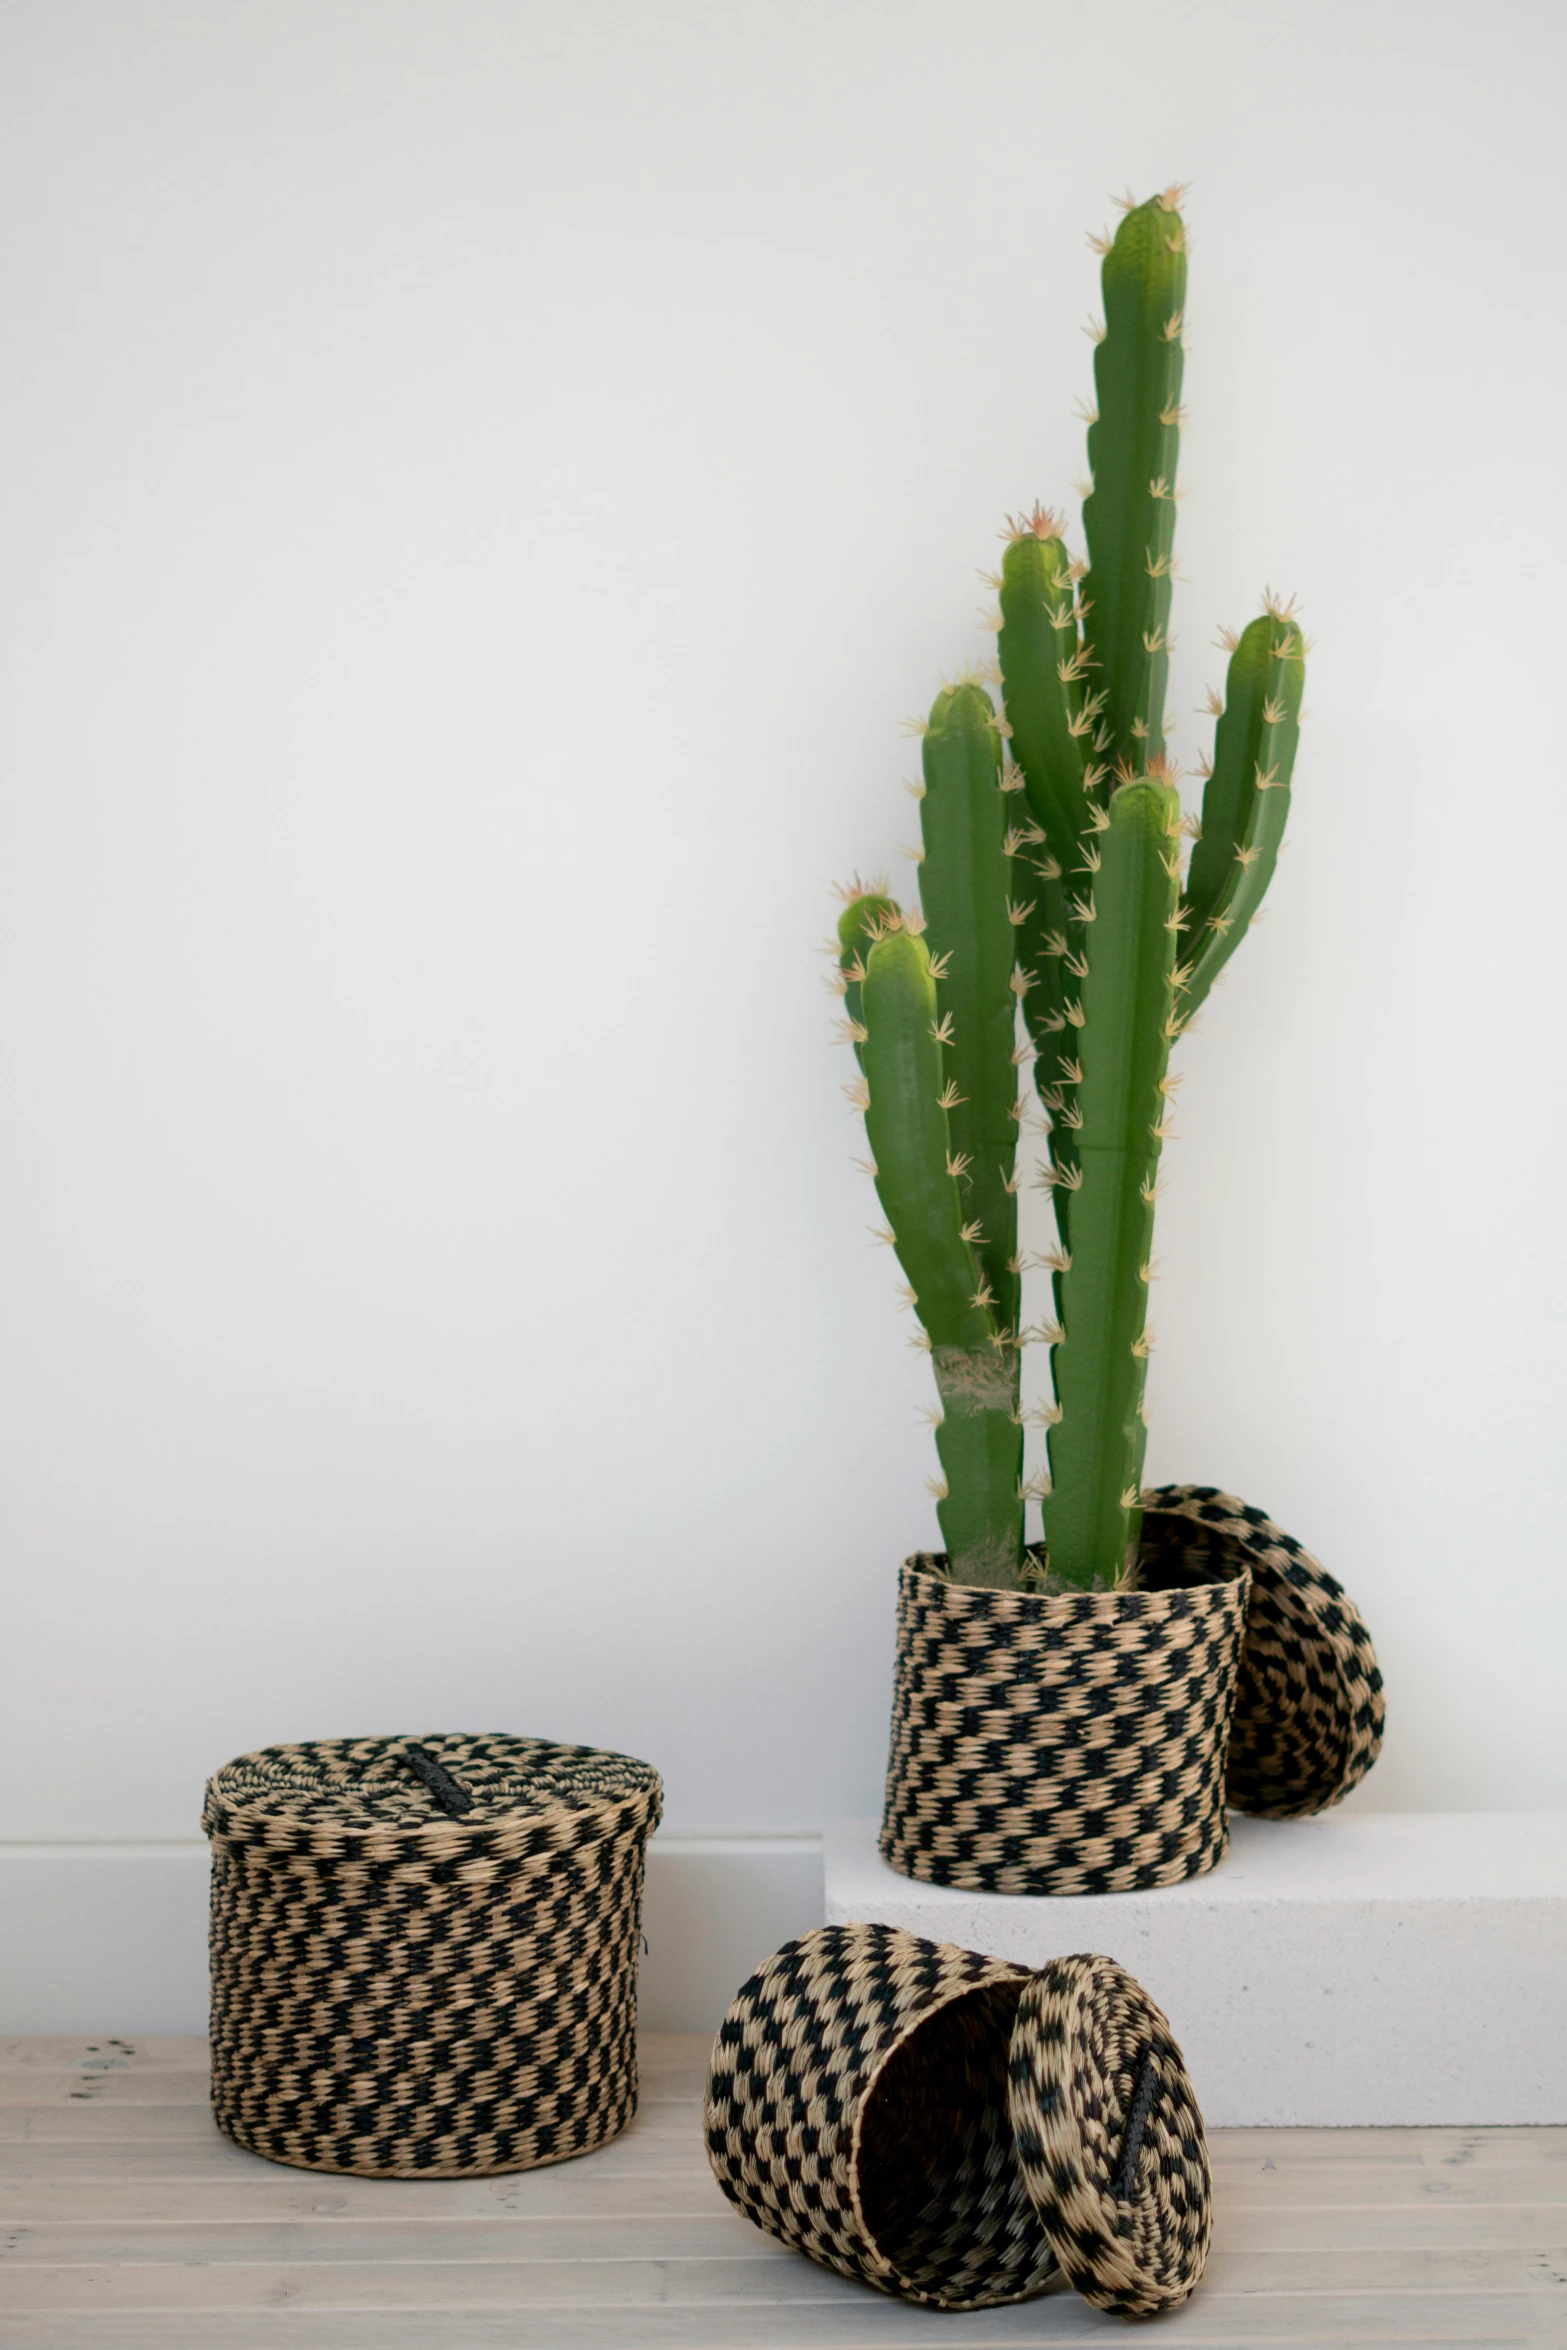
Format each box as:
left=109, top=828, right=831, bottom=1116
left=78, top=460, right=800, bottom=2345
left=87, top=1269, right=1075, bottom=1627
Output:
left=837, top=682, right=1025, bottom=1588
left=836, top=188, right=1305, bottom=1590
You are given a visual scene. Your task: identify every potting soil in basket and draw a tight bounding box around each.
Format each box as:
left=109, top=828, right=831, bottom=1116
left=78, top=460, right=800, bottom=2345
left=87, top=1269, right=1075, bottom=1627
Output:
left=202, top=1733, right=661, bottom=2177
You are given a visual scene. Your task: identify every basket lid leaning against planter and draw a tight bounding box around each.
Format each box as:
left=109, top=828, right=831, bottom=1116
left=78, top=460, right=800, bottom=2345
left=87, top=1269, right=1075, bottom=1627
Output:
left=830, top=187, right=1382, bottom=1899
left=202, top=1733, right=662, bottom=2178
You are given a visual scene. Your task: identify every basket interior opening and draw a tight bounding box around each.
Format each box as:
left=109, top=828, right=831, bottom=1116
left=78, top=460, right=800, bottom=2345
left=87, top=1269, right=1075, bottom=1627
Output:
left=854, top=1979, right=1051, bottom=2303
left=1137, top=1512, right=1246, bottom=1593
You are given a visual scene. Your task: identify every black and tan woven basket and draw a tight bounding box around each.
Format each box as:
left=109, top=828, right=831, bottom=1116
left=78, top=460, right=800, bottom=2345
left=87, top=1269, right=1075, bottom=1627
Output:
left=203, top=1732, right=661, bottom=2178
left=704, top=1924, right=1058, bottom=2309
left=706, top=1926, right=1212, bottom=2320
left=881, top=1514, right=1250, bottom=1897
left=1145, top=1486, right=1385, bottom=1818
left=881, top=1482, right=1384, bottom=1896
left=1008, top=1949, right=1212, bottom=2318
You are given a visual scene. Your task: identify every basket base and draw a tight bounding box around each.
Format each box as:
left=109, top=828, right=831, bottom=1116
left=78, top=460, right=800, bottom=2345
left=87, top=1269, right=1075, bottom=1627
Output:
left=882, top=1819, right=1229, bottom=1898
left=210, top=2087, right=636, bottom=2178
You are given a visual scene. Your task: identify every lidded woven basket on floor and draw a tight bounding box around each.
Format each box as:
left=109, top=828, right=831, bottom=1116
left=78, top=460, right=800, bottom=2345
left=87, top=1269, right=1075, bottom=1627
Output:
left=203, top=1733, right=661, bottom=2178
left=705, top=1925, right=1212, bottom=2320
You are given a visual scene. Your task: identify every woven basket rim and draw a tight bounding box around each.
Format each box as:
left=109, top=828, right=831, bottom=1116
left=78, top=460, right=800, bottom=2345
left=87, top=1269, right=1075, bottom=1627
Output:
left=202, top=1731, right=662, bottom=1856
left=899, top=1537, right=1247, bottom=1611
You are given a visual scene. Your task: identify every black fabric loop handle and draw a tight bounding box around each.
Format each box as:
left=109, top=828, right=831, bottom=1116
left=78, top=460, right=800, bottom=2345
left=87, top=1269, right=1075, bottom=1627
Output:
left=401, top=1744, right=475, bottom=1817
left=1113, top=2046, right=1160, bottom=2201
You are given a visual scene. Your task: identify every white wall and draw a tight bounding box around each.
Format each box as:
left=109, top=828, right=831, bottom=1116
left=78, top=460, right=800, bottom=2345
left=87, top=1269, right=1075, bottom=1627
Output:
left=2, top=0, right=1564, bottom=1921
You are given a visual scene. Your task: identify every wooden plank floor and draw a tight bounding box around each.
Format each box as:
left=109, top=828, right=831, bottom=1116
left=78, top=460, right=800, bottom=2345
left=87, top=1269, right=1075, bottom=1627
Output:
left=0, top=2038, right=1564, bottom=2346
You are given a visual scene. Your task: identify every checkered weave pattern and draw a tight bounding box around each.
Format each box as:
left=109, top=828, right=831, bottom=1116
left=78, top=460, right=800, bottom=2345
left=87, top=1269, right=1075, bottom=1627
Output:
left=1142, top=1486, right=1385, bottom=1817
left=879, top=1544, right=1250, bottom=1896
left=1007, top=1953, right=1212, bottom=2318
left=704, top=1925, right=1059, bottom=2310
left=203, top=1733, right=661, bottom=2177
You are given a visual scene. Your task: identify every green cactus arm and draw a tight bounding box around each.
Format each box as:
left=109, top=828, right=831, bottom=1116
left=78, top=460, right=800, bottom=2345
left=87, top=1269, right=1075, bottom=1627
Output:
left=1016, top=865, right=1080, bottom=1213
left=861, top=926, right=995, bottom=1351
left=917, top=682, right=1019, bottom=1337
left=1178, top=608, right=1305, bottom=1019
left=1082, top=194, right=1187, bottom=774
left=931, top=1358, right=1023, bottom=1591
left=996, top=520, right=1099, bottom=1238
left=1012, top=893, right=1086, bottom=1287
left=998, top=520, right=1092, bottom=872
left=835, top=887, right=902, bottom=1069
left=1021, top=804, right=1119, bottom=1256
left=861, top=925, right=1021, bottom=1587
left=1043, top=779, right=1182, bottom=1589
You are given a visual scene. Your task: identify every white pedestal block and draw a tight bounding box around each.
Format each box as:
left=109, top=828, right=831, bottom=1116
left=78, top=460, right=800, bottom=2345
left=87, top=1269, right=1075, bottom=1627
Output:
left=825, top=1812, right=1567, bottom=2126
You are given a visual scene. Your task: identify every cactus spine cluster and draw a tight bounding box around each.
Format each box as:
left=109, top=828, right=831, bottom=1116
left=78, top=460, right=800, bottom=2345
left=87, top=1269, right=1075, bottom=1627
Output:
left=835, top=190, right=1305, bottom=1593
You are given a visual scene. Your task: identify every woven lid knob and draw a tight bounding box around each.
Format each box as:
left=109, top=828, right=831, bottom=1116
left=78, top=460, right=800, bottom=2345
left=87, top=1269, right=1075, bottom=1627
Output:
left=1006, top=1953, right=1211, bottom=2317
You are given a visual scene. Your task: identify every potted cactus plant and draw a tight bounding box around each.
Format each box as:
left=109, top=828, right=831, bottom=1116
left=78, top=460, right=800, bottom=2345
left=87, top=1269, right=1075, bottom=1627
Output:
left=836, top=189, right=1381, bottom=1898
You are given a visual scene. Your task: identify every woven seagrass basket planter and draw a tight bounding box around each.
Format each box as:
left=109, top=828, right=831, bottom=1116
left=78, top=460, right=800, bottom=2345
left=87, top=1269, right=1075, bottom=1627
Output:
left=881, top=1493, right=1250, bottom=1898
left=881, top=1482, right=1384, bottom=1897
left=705, top=1924, right=1213, bottom=2320
left=202, top=1733, right=661, bottom=2178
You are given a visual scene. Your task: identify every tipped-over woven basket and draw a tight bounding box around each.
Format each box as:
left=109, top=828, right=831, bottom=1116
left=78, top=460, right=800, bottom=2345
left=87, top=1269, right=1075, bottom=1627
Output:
left=881, top=1516, right=1250, bottom=1897
left=704, top=1924, right=1058, bottom=2309
left=203, top=1733, right=661, bottom=2177
left=705, top=1925, right=1211, bottom=2320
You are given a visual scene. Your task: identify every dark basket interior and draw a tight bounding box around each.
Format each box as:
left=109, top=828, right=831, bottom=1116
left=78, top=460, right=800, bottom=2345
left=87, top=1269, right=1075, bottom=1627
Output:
left=1136, top=1509, right=1249, bottom=1594
left=856, top=1981, right=1056, bottom=2306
